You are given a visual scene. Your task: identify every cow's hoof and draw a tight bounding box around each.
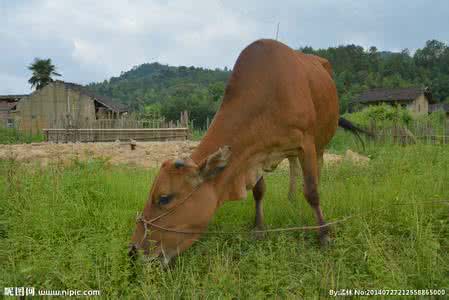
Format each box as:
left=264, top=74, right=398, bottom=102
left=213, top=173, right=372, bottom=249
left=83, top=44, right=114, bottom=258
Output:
left=252, top=229, right=266, bottom=240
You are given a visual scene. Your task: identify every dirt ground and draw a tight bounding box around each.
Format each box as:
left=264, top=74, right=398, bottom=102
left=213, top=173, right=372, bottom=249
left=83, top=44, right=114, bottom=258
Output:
left=0, top=141, right=368, bottom=169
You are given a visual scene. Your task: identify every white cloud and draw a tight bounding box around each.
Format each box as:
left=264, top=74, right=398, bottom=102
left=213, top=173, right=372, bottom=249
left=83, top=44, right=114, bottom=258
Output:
left=1, top=0, right=448, bottom=93
left=72, top=39, right=101, bottom=65
left=0, top=73, right=31, bottom=94
left=3, top=0, right=260, bottom=81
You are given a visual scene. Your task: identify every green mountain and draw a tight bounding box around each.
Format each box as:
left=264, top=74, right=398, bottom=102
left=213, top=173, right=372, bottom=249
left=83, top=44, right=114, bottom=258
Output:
left=87, top=63, right=230, bottom=128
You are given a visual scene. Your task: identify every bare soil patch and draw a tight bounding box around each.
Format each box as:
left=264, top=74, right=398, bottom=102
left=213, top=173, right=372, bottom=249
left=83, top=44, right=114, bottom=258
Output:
left=0, top=141, right=368, bottom=168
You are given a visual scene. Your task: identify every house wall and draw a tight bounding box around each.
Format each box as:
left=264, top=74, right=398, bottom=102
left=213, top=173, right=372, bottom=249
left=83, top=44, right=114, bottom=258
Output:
left=0, top=109, right=12, bottom=128
left=0, top=108, right=10, bottom=128
left=408, top=94, right=429, bottom=114
left=0, top=101, right=18, bottom=128
left=15, top=82, right=96, bottom=134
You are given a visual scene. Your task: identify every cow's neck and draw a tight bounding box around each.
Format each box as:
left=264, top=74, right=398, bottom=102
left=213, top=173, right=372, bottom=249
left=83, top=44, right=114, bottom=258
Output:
left=191, top=105, right=260, bottom=202
left=191, top=136, right=225, bottom=164
left=191, top=109, right=237, bottom=163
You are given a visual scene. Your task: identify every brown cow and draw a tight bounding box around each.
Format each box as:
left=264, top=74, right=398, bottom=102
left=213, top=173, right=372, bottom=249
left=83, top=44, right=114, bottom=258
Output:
left=130, top=39, right=345, bottom=264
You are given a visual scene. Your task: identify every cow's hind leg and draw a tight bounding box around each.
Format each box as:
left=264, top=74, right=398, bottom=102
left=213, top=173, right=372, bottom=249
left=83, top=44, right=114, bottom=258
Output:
left=298, top=140, right=330, bottom=247
left=252, top=176, right=266, bottom=240
left=288, top=157, right=301, bottom=202
left=317, top=148, right=324, bottom=181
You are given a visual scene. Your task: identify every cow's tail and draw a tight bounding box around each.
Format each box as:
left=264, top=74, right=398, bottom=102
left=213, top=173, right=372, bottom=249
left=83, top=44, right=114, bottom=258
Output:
left=338, top=117, right=374, bottom=149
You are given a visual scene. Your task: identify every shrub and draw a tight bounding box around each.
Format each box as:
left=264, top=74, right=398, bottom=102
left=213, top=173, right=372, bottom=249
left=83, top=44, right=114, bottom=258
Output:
left=344, top=104, right=413, bottom=127
left=0, top=127, right=44, bottom=144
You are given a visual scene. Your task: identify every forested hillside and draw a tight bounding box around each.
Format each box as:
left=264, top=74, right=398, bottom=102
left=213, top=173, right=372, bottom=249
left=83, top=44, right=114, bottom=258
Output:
left=87, top=39, right=449, bottom=128
left=87, top=63, right=230, bottom=128
left=302, top=39, right=449, bottom=112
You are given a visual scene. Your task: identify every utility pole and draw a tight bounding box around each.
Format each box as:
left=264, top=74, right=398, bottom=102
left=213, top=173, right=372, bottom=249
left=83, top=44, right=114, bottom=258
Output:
left=275, top=22, right=280, bottom=40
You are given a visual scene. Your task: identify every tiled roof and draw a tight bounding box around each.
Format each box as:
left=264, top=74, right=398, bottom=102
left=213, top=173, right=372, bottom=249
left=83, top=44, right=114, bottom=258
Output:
left=0, top=95, right=24, bottom=111
left=54, top=81, right=128, bottom=113
left=0, top=101, right=18, bottom=111
left=0, top=94, right=28, bottom=101
left=354, top=87, right=424, bottom=103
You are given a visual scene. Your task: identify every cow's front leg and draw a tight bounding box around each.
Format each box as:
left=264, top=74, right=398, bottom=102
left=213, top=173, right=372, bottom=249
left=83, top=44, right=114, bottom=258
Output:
left=252, top=176, right=266, bottom=240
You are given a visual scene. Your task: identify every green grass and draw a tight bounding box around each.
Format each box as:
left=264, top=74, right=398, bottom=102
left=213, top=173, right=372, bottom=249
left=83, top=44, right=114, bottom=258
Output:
left=327, top=129, right=366, bottom=154
left=190, top=128, right=206, bottom=141
left=1, top=144, right=448, bottom=298
left=0, top=127, right=45, bottom=144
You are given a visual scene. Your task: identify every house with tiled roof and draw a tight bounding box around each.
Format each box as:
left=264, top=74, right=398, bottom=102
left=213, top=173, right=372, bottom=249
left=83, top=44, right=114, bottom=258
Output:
left=14, top=81, right=127, bottom=134
left=0, top=94, right=28, bottom=128
left=350, top=87, right=434, bottom=114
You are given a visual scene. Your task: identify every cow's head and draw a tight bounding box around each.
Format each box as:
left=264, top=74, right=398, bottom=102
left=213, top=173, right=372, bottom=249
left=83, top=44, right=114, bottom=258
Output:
left=129, top=146, right=231, bottom=264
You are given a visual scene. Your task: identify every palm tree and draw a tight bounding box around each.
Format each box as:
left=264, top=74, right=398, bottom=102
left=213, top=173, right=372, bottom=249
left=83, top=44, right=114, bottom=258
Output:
left=28, top=58, right=61, bottom=90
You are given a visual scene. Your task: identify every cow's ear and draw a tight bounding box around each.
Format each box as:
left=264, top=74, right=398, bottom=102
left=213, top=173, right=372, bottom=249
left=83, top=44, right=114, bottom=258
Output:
left=199, top=146, right=231, bottom=180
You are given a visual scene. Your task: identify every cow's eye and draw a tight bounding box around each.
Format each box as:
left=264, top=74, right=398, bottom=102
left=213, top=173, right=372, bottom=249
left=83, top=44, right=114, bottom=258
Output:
left=159, top=194, right=173, bottom=205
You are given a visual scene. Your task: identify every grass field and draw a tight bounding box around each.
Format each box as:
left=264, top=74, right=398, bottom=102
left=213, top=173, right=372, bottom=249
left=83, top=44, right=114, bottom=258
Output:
left=0, top=127, right=44, bottom=145
left=1, top=142, right=448, bottom=298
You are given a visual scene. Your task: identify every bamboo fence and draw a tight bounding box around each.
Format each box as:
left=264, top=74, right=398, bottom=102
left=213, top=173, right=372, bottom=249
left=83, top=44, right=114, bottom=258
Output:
left=44, top=111, right=190, bottom=143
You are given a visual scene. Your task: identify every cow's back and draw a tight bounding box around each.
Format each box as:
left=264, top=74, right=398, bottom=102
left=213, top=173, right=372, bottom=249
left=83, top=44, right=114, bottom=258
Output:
left=220, top=39, right=339, bottom=150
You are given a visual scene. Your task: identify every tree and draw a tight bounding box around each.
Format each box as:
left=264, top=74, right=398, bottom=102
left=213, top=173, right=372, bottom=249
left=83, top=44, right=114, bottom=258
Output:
left=368, top=46, right=380, bottom=73
left=208, top=81, right=225, bottom=102
left=28, top=58, right=61, bottom=90
left=414, top=40, right=447, bottom=70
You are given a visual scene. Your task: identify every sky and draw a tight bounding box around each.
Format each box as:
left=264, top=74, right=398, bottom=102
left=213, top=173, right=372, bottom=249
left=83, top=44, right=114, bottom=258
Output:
left=1, top=0, right=448, bottom=94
